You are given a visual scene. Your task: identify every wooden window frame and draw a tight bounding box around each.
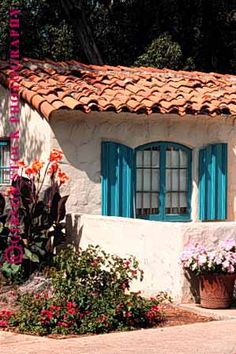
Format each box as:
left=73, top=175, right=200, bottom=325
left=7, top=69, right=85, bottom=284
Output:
left=0, top=139, right=11, bottom=185
left=135, top=142, right=192, bottom=222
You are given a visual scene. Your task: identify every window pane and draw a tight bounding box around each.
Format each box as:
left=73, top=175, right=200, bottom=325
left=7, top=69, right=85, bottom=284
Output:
left=143, top=169, right=151, bottom=190
left=136, top=169, right=142, bottom=191
left=180, top=192, right=187, bottom=207
left=166, top=168, right=179, bottom=191
left=136, top=192, right=159, bottom=216
left=136, top=192, right=142, bottom=209
left=165, top=192, right=188, bottom=214
left=180, top=150, right=188, bottom=167
left=136, top=151, right=142, bottom=168
left=152, top=169, right=160, bottom=191
left=0, top=142, right=10, bottom=184
left=152, top=150, right=159, bottom=167
left=136, top=143, right=190, bottom=219
left=166, top=148, right=179, bottom=167
left=143, top=151, right=151, bottom=167
left=180, top=169, right=187, bottom=191
left=166, top=192, right=178, bottom=208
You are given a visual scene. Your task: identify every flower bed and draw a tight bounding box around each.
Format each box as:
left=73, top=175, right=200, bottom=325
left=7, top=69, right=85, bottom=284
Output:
left=0, top=245, right=171, bottom=335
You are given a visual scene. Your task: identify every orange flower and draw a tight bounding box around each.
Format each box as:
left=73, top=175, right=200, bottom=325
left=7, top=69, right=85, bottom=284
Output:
left=58, top=171, right=69, bottom=185
left=47, top=162, right=59, bottom=175
left=31, top=160, right=44, bottom=173
left=25, top=167, right=36, bottom=176
left=49, top=148, right=63, bottom=162
left=17, top=160, right=27, bottom=168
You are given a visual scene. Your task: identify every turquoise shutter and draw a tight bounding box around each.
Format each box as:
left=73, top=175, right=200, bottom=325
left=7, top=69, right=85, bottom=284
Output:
left=199, top=143, right=227, bottom=220
left=101, top=142, right=135, bottom=217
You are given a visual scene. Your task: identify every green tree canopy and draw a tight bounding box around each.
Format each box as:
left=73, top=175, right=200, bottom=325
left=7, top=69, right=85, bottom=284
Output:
left=0, top=0, right=235, bottom=74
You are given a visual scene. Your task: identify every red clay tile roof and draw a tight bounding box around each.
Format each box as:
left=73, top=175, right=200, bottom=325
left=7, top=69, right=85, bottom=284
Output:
left=0, top=58, right=236, bottom=119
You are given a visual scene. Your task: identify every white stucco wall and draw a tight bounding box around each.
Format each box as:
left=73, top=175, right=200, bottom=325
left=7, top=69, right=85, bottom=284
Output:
left=0, top=85, right=52, bottom=168
left=50, top=110, right=236, bottom=221
left=1, top=85, right=235, bottom=221
left=1, top=84, right=236, bottom=302
left=68, top=213, right=236, bottom=302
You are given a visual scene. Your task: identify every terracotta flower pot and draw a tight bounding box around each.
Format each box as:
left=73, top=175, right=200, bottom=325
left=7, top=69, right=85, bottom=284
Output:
left=199, top=274, right=236, bottom=309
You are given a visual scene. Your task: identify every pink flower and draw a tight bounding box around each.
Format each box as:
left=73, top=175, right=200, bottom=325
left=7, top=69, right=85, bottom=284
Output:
left=0, top=320, right=8, bottom=327
left=67, top=308, right=76, bottom=315
left=57, top=321, right=69, bottom=327
left=66, top=301, right=76, bottom=309
left=197, top=255, right=207, bottom=266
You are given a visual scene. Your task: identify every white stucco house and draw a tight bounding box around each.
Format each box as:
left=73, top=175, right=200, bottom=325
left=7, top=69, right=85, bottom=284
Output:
left=0, top=58, right=236, bottom=300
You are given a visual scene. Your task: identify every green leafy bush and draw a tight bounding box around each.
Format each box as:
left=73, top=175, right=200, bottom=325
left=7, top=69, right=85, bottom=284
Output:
left=0, top=148, right=69, bottom=283
left=134, top=33, right=183, bottom=69
left=8, top=245, right=171, bottom=335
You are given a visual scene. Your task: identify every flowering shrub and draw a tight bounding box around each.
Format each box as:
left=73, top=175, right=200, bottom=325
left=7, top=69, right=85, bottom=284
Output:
left=0, top=309, right=15, bottom=328
left=0, top=148, right=69, bottom=282
left=8, top=245, right=171, bottom=335
left=180, top=239, right=236, bottom=276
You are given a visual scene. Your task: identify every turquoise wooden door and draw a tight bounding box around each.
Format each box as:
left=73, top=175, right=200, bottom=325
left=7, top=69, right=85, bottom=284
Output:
left=199, top=143, right=227, bottom=220
left=101, top=142, right=135, bottom=217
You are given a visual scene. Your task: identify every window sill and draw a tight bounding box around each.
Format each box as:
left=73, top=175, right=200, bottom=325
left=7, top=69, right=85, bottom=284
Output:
left=137, top=214, right=191, bottom=222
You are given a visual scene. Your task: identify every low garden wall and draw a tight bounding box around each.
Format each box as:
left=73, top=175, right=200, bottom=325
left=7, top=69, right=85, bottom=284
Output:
left=65, top=214, right=236, bottom=303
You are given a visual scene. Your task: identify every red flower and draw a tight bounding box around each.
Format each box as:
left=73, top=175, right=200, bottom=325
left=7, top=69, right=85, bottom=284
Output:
left=49, top=148, right=63, bottom=162
left=0, top=309, right=15, bottom=317
left=124, top=311, right=132, bottom=318
left=67, top=308, right=76, bottom=315
left=49, top=305, right=61, bottom=312
left=90, top=260, right=98, bottom=267
left=97, top=315, right=108, bottom=323
left=119, top=279, right=129, bottom=290
left=57, top=321, right=69, bottom=328
left=116, top=303, right=124, bottom=311
left=31, top=160, right=44, bottom=173
left=17, top=160, right=27, bottom=168
left=25, top=167, right=36, bottom=176
left=145, top=305, right=160, bottom=323
left=58, top=170, right=69, bottom=185
left=47, top=162, right=59, bottom=175
left=124, top=260, right=130, bottom=268
left=66, top=301, right=76, bottom=309
left=40, top=309, right=53, bottom=320
left=0, top=320, right=8, bottom=327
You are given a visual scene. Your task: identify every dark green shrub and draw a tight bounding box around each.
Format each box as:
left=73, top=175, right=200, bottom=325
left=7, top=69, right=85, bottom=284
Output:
left=8, top=245, right=171, bottom=335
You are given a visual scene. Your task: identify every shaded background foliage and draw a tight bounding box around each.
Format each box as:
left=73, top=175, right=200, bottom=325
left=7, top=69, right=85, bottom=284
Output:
left=0, top=0, right=235, bottom=73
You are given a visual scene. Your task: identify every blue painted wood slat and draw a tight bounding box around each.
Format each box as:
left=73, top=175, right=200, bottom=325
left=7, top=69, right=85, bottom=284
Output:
left=199, top=143, right=227, bottom=220
left=101, top=141, right=134, bottom=217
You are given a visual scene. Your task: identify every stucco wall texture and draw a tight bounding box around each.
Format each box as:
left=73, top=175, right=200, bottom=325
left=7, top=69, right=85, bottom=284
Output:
left=0, top=85, right=52, bottom=164
left=1, top=85, right=236, bottom=301
left=1, top=84, right=236, bottom=221
left=50, top=110, right=236, bottom=221
left=68, top=213, right=236, bottom=302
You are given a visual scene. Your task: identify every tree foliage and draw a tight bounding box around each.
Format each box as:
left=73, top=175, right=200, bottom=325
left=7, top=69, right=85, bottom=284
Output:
left=0, top=0, right=235, bottom=73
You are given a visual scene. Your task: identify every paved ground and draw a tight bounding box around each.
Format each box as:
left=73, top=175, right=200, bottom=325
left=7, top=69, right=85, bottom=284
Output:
left=178, top=303, right=236, bottom=320
left=1, top=320, right=236, bottom=354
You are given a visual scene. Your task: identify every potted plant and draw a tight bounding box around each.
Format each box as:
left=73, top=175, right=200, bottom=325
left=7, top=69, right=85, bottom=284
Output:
left=180, top=239, right=236, bottom=309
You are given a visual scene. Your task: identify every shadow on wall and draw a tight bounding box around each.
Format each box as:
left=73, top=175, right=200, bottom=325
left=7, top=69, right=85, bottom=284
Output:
left=0, top=85, right=44, bottom=163
left=49, top=113, right=103, bottom=184
left=184, top=271, right=200, bottom=303
left=20, top=103, right=44, bottom=163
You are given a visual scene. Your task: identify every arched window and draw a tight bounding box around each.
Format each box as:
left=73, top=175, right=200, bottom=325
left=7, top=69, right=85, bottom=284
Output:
left=135, top=142, right=192, bottom=221
left=101, top=141, right=227, bottom=222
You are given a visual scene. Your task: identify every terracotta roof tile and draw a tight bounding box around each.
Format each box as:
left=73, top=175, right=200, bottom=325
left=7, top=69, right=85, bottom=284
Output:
left=31, top=94, right=46, bottom=111
left=0, top=58, right=235, bottom=119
